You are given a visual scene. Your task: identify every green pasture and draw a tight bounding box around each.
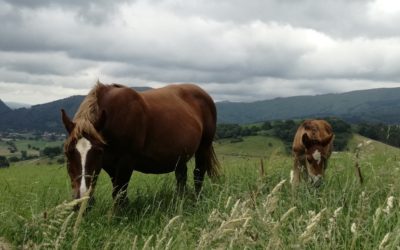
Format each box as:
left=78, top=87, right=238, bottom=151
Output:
left=0, top=134, right=400, bottom=249
left=0, top=139, right=63, bottom=158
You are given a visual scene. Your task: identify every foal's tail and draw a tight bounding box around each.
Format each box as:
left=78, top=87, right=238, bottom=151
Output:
left=205, top=144, right=221, bottom=179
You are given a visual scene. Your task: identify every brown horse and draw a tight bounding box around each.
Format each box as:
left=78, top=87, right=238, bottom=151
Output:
left=61, top=82, right=220, bottom=204
left=291, top=119, right=334, bottom=187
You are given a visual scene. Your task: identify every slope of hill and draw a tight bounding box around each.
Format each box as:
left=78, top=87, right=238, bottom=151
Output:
left=1, top=87, right=400, bottom=132
left=0, top=99, right=11, bottom=114
left=0, top=95, right=84, bottom=132
left=0, top=86, right=152, bottom=132
left=217, top=87, right=400, bottom=123
left=4, top=102, right=31, bottom=109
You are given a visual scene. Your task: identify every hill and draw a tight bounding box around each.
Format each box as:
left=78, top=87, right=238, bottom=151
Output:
left=0, top=87, right=151, bottom=132
left=1, top=133, right=400, bottom=249
left=1, top=87, right=400, bottom=132
left=0, top=99, right=11, bottom=114
left=217, top=87, right=400, bottom=123
left=0, top=95, right=84, bottom=132
left=4, top=102, right=31, bottom=109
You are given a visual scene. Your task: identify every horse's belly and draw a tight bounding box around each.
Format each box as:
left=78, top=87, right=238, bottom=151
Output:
left=133, top=157, right=183, bottom=174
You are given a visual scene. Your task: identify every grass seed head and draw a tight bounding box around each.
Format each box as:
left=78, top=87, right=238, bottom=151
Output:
left=383, top=196, right=394, bottom=214
left=333, top=207, right=343, bottom=218
left=378, top=233, right=391, bottom=250
left=351, top=223, right=357, bottom=234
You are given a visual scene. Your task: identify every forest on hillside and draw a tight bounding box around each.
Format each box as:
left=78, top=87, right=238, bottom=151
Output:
left=217, top=117, right=400, bottom=152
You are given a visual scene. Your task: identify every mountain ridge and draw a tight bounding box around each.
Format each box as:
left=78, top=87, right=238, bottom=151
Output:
left=0, top=99, right=12, bottom=114
left=1, top=87, right=400, bottom=132
left=217, top=87, right=400, bottom=124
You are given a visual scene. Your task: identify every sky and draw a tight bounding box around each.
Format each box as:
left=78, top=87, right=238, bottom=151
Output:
left=1, top=0, right=400, bottom=105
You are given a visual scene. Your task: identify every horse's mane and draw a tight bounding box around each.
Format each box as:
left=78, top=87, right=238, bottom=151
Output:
left=67, top=81, right=106, bottom=146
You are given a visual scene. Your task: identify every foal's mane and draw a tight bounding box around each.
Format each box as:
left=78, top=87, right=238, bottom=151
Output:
left=66, top=81, right=106, bottom=147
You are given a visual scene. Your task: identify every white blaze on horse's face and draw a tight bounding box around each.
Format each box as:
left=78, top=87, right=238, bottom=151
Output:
left=76, top=137, right=92, bottom=197
left=312, top=149, right=321, bottom=164
left=305, top=148, right=325, bottom=187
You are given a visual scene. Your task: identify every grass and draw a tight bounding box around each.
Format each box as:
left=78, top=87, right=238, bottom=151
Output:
left=1, top=134, right=400, bottom=249
left=0, top=139, right=63, bottom=157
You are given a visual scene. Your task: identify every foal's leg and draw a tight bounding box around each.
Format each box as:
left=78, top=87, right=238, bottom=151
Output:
left=291, top=158, right=301, bottom=187
left=175, top=162, right=187, bottom=194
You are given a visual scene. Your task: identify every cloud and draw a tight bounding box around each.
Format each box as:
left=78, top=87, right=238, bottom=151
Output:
left=0, top=0, right=400, bottom=104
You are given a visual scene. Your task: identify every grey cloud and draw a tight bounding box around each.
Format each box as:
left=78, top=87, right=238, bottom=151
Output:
left=1, top=0, right=400, bottom=104
left=0, top=52, right=94, bottom=76
left=159, top=0, right=400, bottom=38
left=1, top=0, right=135, bottom=25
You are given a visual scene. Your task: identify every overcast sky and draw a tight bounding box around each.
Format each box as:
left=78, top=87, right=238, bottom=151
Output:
left=1, top=0, right=400, bottom=105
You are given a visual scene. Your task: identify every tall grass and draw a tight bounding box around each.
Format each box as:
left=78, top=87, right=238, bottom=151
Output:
left=0, top=135, right=399, bottom=249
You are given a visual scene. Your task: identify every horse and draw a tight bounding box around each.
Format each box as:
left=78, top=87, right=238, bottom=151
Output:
left=61, top=82, right=220, bottom=205
left=291, top=119, right=334, bottom=187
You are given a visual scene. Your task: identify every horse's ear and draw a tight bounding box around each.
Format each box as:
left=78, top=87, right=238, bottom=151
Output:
left=321, top=133, right=334, bottom=147
left=94, top=110, right=106, bottom=131
left=61, top=109, right=74, bottom=134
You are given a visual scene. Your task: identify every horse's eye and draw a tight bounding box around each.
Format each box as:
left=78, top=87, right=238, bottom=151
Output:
left=92, top=145, right=104, bottom=153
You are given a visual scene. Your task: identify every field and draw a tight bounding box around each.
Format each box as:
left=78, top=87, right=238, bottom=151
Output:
left=1, top=134, right=400, bottom=249
left=0, top=138, right=63, bottom=158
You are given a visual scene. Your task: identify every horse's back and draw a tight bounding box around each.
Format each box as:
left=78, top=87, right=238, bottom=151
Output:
left=98, top=83, right=216, bottom=170
left=141, top=83, right=217, bottom=142
left=141, top=83, right=217, bottom=135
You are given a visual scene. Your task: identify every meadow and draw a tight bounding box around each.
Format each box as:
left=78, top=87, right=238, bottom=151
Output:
left=0, top=134, right=400, bottom=249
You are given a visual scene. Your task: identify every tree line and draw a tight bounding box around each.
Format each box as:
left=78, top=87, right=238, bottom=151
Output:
left=357, top=123, right=400, bottom=148
left=216, top=117, right=352, bottom=153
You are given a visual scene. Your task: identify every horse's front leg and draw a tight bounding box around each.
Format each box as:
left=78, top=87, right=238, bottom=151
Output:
left=291, top=157, right=301, bottom=188
left=112, top=167, right=134, bottom=207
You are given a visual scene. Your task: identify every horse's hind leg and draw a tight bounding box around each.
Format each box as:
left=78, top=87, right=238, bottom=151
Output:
left=194, top=145, right=213, bottom=195
left=194, top=142, right=220, bottom=195
left=194, top=154, right=206, bottom=195
left=175, top=162, right=187, bottom=194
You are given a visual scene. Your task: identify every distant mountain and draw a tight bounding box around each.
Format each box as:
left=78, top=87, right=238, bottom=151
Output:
left=217, top=88, right=400, bottom=124
left=0, top=86, right=152, bottom=132
left=1, top=87, right=400, bottom=132
left=4, top=102, right=31, bottom=109
left=0, top=95, right=84, bottom=132
left=0, top=100, right=12, bottom=114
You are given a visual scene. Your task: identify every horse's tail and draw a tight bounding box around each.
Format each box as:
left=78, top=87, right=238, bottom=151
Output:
left=205, top=144, right=221, bottom=179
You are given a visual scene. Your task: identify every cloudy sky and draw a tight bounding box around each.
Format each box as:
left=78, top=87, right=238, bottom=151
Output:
left=1, top=0, right=400, bottom=105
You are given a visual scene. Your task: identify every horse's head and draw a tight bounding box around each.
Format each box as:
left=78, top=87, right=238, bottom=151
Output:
left=302, top=133, right=334, bottom=187
left=61, top=109, right=106, bottom=199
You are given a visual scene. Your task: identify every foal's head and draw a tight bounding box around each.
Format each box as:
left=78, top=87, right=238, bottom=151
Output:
left=302, top=133, right=334, bottom=187
left=61, top=109, right=106, bottom=199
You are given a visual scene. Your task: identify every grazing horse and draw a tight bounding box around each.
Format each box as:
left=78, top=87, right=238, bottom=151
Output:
left=61, top=82, right=220, bottom=204
left=291, top=119, right=334, bottom=187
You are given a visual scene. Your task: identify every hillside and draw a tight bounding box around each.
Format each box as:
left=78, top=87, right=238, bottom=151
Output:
left=0, top=95, right=85, bottom=132
left=1, top=87, right=400, bottom=132
left=1, top=133, right=400, bottom=249
left=0, top=99, right=11, bottom=114
left=4, top=102, right=31, bottom=109
left=217, top=87, right=400, bottom=123
left=0, top=87, right=151, bottom=132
